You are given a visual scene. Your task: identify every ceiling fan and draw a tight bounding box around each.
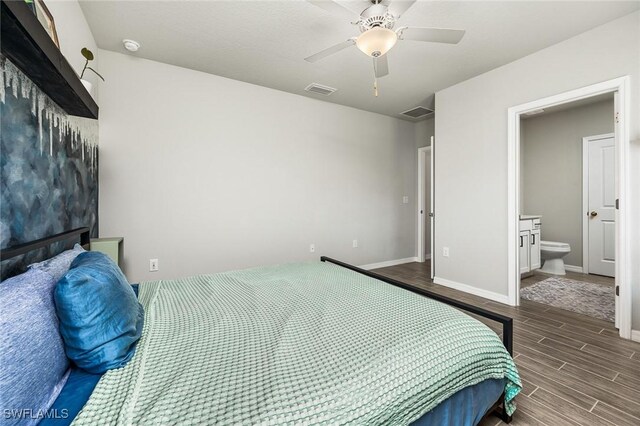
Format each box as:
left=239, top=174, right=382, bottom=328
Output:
left=305, top=0, right=465, bottom=94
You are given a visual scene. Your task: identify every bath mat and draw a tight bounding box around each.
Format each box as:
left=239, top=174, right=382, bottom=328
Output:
left=521, top=277, right=614, bottom=322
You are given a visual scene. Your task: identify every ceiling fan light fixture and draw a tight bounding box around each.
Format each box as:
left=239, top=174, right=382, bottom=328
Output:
left=356, top=27, right=397, bottom=57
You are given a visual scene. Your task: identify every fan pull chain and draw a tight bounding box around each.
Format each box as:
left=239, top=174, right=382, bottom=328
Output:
left=372, top=58, right=379, bottom=97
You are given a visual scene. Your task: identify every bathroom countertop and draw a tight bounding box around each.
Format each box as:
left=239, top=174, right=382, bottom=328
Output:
left=519, top=214, right=542, bottom=220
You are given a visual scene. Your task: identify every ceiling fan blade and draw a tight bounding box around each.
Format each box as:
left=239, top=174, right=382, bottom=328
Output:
left=304, top=38, right=356, bottom=63
left=388, top=0, right=417, bottom=19
left=307, top=0, right=358, bottom=20
left=398, top=27, right=466, bottom=44
left=374, top=55, right=389, bottom=78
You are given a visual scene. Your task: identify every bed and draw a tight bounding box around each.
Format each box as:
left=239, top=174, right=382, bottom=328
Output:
left=1, top=228, right=520, bottom=425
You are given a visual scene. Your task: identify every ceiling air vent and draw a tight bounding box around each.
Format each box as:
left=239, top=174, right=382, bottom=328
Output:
left=304, top=83, right=337, bottom=96
left=401, top=106, right=434, bottom=119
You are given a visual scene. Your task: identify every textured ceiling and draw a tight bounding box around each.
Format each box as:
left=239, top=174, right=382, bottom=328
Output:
left=79, top=1, right=640, bottom=120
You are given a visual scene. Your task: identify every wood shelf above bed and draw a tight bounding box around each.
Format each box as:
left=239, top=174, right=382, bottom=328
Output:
left=1, top=0, right=99, bottom=119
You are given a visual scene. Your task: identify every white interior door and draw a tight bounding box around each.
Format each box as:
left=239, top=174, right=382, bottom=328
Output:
left=417, top=147, right=430, bottom=264
left=423, top=150, right=431, bottom=258
left=417, top=140, right=435, bottom=279
left=586, top=135, right=615, bottom=277
left=430, top=136, right=435, bottom=279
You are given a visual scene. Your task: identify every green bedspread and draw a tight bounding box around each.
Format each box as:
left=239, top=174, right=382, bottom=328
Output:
left=73, top=261, right=521, bottom=425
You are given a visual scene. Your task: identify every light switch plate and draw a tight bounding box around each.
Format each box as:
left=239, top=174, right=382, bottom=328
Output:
left=149, top=258, right=159, bottom=272
left=403, top=196, right=409, bottom=204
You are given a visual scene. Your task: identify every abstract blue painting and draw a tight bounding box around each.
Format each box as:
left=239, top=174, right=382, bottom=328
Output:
left=1, top=58, right=99, bottom=279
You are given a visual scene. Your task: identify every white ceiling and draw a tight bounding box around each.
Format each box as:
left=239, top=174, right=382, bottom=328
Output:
left=79, top=1, right=640, bottom=120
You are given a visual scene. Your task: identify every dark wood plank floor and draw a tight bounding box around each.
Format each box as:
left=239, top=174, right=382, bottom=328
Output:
left=371, top=262, right=640, bottom=426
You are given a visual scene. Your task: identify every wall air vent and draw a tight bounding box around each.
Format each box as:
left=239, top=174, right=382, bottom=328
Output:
left=304, top=83, right=337, bottom=96
left=401, top=106, right=434, bottom=119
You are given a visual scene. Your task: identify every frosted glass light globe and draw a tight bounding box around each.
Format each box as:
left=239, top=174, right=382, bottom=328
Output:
left=356, top=27, right=398, bottom=57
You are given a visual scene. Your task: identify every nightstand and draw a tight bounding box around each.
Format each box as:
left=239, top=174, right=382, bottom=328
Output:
left=90, top=237, right=124, bottom=268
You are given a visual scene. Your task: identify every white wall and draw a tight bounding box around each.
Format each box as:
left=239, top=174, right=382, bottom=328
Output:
left=435, top=11, right=640, bottom=327
left=521, top=100, right=614, bottom=268
left=97, top=50, right=417, bottom=282
left=47, top=0, right=100, bottom=101
left=415, top=118, right=434, bottom=149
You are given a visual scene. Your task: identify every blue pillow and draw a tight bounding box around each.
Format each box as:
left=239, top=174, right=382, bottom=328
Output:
left=0, top=268, right=70, bottom=426
left=29, top=243, right=85, bottom=282
left=54, top=251, right=144, bottom=374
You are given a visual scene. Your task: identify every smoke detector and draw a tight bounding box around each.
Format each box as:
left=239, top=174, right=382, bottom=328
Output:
left=123, top=39, right=141, bottom=52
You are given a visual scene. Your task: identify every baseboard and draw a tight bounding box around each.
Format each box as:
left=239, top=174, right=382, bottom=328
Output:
left=433, top=276, right=511, bottom=305
left=359, top=257, right=418, bottom=270
left=425, top=254, right=432, bottom=260
left=564, top=264, right=584, bottom=273
left=632, top=330, right=640, bottom=343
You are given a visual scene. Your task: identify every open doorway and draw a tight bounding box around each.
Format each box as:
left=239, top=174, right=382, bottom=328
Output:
left=417, top=137, right=434, bottom=279
left=507, top=77, right=631, bottom=339
left=518, top=94, right=616, bottom=324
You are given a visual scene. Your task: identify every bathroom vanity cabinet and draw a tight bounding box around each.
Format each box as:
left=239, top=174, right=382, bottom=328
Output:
left=519, top=216, right=541, bottom=275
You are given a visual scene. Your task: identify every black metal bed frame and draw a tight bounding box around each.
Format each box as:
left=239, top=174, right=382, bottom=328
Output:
left=321, top=256, right=514, bottom=424
left=0, top=227, right=90, bottom=261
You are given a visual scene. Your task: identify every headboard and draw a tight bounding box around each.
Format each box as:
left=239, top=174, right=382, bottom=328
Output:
left=0, top=227, right=90, bottom=279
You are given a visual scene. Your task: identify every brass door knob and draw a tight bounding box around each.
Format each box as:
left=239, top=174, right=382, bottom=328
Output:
left=590, top=211, right=598, bottom=217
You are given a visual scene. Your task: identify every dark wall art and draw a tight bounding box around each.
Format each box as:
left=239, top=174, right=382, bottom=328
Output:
left=0, top=57, right=99, bottom=279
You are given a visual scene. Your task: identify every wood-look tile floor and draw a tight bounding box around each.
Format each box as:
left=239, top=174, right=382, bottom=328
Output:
left=371, top=262, right=640, bottom=426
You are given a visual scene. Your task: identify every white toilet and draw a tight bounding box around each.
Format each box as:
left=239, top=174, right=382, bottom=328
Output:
left=540, top=241, right=571, bottom=275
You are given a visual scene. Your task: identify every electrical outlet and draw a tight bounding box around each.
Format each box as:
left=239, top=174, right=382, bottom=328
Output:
left=309, top=244, right=315, bottom=253
left=352, top=239, right=358, bottom=248
left=442, top=247, right=450, bottom=258
left=403, top=196, right=409, bottom=204
left=149, top=258, right=159, bottom=272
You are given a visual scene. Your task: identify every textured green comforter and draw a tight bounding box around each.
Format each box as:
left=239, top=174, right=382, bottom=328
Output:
left=73, top=262, right=521, bottom=425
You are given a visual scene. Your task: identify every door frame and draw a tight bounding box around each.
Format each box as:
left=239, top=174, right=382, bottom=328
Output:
left=582, top=133, right=615, bottom=276
left=417, top=146, right=432, bottom=263
left=507, top=76, right=631, bottom=339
